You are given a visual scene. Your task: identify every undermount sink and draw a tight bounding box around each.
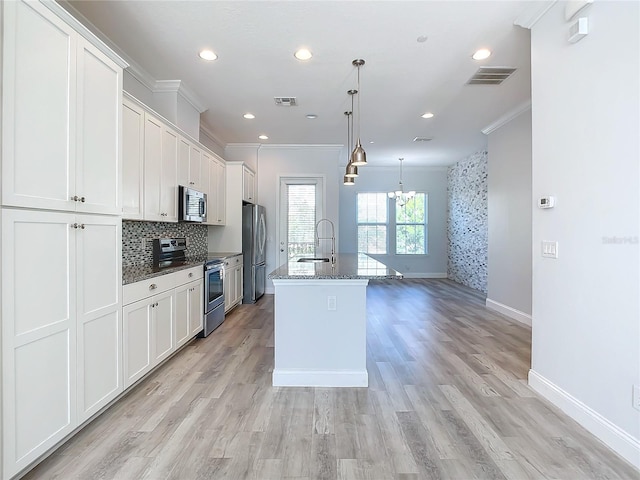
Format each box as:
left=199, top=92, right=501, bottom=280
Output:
left=297, top=257, right=330, bottom=263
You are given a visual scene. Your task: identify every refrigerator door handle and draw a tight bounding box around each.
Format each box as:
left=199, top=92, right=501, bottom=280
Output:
left=259, top=213, right=266, bottom=256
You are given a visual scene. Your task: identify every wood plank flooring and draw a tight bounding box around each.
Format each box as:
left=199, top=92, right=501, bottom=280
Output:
left=23, top=279, right=638, bottom=479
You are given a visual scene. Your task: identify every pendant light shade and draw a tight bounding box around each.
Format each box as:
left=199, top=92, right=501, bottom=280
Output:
left=343, top=176, right=355, bottom=185
left=345, top=162, right=358, bottom=178
left=350, top=59, right=367, bottom=166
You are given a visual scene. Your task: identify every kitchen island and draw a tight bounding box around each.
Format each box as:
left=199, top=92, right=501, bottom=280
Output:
left=268, top=254, right=402, bottom=387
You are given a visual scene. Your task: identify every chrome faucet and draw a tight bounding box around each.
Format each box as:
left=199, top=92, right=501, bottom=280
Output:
left=315, top=218, right=335, bottom=265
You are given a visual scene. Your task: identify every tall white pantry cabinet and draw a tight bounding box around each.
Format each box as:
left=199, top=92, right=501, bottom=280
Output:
left=0, top=1, right=127, bottom=478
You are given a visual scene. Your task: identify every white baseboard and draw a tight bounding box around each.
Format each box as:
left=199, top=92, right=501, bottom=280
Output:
left=272, top=369, right=368, bottom=387
left=486, top=298, right=532, bottom=326
left=401, top=272, right=448, bottom=279
left=528, top=369, right=640, bottom=470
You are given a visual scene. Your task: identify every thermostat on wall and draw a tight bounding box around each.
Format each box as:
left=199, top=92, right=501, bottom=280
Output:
left=538, top=196, right=555, bottom=209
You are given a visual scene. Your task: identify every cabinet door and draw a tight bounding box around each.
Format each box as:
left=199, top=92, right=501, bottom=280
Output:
left=188, top=279, right=204, bottom=337
left=243, top=167, right=255, bottom=203
left=223, top=263, right=233, bottom=312
left=143, top=114, right=163, bottom=222
left=122, top=99, right=144, bottom=219
left=76, top=215, right=122, bottom=421
left=189, top=145, right=202, bottom=191
left=2, top=0, right=76, bottom=212
left=123, top=298, right=153, bottom=388
left=235, top=266, right=244, bottom=306
left=177, top=137, right=190, bottom=189
left=1, top=209, right=77, bottom=478
left=75, top=39, right=122, bottom=215
left=216, top=161, right=227, bottom=225
left=160, top=127, right=178, bottom=222
left=174, top=283, right=190, bottom=348
left=152, top=289, right=175, bottom=364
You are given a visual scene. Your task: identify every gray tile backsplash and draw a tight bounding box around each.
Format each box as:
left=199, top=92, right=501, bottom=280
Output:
left=122, top=220, right=208, bottom=266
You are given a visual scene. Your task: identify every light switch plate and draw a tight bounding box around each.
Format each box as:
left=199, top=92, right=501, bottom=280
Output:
left=542, top=241, right=558, bottom=258
left=327, top=296, right=337, bottom=311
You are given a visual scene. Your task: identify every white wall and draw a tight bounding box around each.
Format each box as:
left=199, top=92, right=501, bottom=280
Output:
left=256, top=145, right=342, bottom=293
left=338, top=166, right=448, bottom=277
left=487, top=109, right=532, bottom=323
left=122, top=70, right=154, bottom=106
left=530, top=1, right=639, bottom=467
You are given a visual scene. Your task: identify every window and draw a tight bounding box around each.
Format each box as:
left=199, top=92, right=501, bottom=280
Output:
left=286, top=184, right=317, bottom=259
left=357, top=193, right=387, bottom=254
left=396, top=193, right=427, bottom=254
left=356, top=192, right=428, bottom=255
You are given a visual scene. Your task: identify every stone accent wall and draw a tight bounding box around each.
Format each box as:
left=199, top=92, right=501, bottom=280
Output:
left=447, top=151, right=488, bottom=293
left=122, top=220, right=208, bottom=266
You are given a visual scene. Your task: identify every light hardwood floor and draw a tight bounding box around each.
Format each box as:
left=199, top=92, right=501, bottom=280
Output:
left=23, top=279, right=638, bottom=479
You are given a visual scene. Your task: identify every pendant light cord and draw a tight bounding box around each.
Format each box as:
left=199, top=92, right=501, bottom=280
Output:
left=357, top=66, right=361, bottom=140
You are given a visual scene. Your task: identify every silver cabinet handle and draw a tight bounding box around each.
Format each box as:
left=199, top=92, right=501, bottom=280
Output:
left=79, top=224, right=85, bottom=229
left=71, top=195, right=78, bottom=202
left=70, top=223, right=78, bottom=229
left=188, top=272, right=193, bottom=278
left=149, top=284, right=157, bottom=290
left=80, top=196, right=85, bottom=203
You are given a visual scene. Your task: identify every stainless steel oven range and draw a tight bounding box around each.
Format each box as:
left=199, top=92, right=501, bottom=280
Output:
left=202, top=258, right=225, bottom=337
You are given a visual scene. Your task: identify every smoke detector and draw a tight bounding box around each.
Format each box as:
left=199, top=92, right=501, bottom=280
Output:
left=274, top=97, right=297, bottom=106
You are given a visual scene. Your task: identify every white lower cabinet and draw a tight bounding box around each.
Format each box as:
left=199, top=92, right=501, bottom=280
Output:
left=1, top=208, right=122, bottom=479
left=176, top=279, right=204, bottom=348
left=123, top=267, right=203, bottom=389
left=224, top=255, right=243, bottom=313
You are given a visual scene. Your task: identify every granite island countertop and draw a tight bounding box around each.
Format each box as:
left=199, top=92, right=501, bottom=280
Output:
left=268, top=253, right=403, bottom=280
left=122, top=251, right=241, bottom=285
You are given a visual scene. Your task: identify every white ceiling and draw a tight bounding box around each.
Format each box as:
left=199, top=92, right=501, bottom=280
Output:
left=66, top=0, right=534, bottom=166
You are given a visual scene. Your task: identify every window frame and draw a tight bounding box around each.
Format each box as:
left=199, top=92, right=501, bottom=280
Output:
left=394, top=192, right=428, bottom=255
left=356, top=192, right=389, bottom=254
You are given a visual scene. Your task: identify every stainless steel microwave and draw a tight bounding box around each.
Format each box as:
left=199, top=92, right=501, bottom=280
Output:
left=178, top=185, right=207, bottom=222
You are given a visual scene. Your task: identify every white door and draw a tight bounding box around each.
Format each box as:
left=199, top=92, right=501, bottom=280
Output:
left=75, top=39, right=122, bottom=215
left=177, top=137, right=190, bottom=188
left=143, top=114, right=163, bottom=221
left=123, top=297, right=153, bottom=388
left=122, top=99, right=145, bottom=219
left=2, top=0, right=76, bottom=212
left=1, top=209, right=77, bottom=478
left=174, top=283, right=190, bottom=348
left=278, top=177, right=324, bottom=265
left=189, top=145, right=202, bottom=190
left=76, top=214, right=122, bottom=421
left=188, top=279, right=204, bottom=337
left=152, top=289, right=175, bottom=363
left=160, top=126, right=179, bottom=222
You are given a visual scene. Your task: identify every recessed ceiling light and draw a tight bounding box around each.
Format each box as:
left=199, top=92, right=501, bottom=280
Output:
left=199, top=49, right=218, bottom=61
left=421, top=112, right=434, bottom=119
left=472, top=48, right=491, bottom=60
left=243, top=113, right=255, bottom=119
left=369, top=141, right=375, bottom=144
left=258, top=134, right=269, bottom=140
left=306, top=114, right=318, bottom=119
left=294, top=48, right=313, bottom=61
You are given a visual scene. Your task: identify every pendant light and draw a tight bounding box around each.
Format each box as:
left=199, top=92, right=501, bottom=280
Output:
left=388, top=158, right=416, bottom=207
left=344, top=110, right=358, bottom=180
left=350, top=59, right=367, bottom=166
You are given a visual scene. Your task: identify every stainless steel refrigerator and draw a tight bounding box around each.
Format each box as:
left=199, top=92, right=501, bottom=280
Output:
left=242, top=204, right=266, bottom=303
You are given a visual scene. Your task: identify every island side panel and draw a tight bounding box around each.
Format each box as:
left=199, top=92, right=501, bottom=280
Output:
left=272, top=279, right=369, bottom=387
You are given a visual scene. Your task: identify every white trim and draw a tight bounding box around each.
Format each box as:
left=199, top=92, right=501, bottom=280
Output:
left=43, top=1, right=128, bottom=67
left=200, top=124, right=228, bottom=150
left=528, top=370, right=640, bottom=469
left=401, top=272, right=448, bottom=279
left=272, top=369, right=368, bottom=387
left=272, top=279, right=369, bottom=287
left=482, top=100, right=532, bottom=135
left=514, top=1, right=557, bottom=29
left=153, top=80, right=207, bottom=113
left=486, top=298, right=532, bottom=326
left=258, top=144, right=343, bottom=151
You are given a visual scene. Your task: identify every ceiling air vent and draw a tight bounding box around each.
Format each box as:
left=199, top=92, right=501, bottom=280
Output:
left=274, top=97, right=297, bottom=106
left=467, top=67, right=517, bottom=85
left=413, top=137, right=432, bottom=142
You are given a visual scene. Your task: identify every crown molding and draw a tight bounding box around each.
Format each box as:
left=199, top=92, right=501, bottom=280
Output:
left=482, top=100, right=532, bottom=135
left=153, top=80, right=207, bottom=113
left=257, top=144, right=343, bottom=151
left=50, top=1, right=128, bottom=67
left=514, top=1, right=557, bottom=29
left=225, top=143, right=262, bottom=149
left=199, top=123, right=227, bottom=149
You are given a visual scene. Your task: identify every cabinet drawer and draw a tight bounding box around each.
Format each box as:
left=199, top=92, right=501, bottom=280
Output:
left=224, top=255, right=243, bottom=267
left=173, top=266, right=203, bottom=285
left=123, top=266, right=204, bottom=305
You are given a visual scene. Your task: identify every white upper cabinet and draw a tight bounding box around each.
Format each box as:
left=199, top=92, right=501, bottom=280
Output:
left=205, top=152, right=226, bottom=225
left=1, top=0, right=123, bottom=215
left=143, top=113, right=178, bottom=222
left=243, top=165, right=256, bottom=203
left=178, top=137, right=191, bottom=189
left=189, top=144, right=203, bottom=191
left=122, top=97, right=145, bottom=220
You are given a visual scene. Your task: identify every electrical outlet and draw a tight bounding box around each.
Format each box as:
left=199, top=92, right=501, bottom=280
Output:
left=542, top=240, right=558, bottom=258
left=633, top=385, right=640, bottom=411
left=327, top=296, right=337, bottom=311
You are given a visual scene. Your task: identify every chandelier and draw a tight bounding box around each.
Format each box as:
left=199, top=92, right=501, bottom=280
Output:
left=388, top=158, right=415, bottom=207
